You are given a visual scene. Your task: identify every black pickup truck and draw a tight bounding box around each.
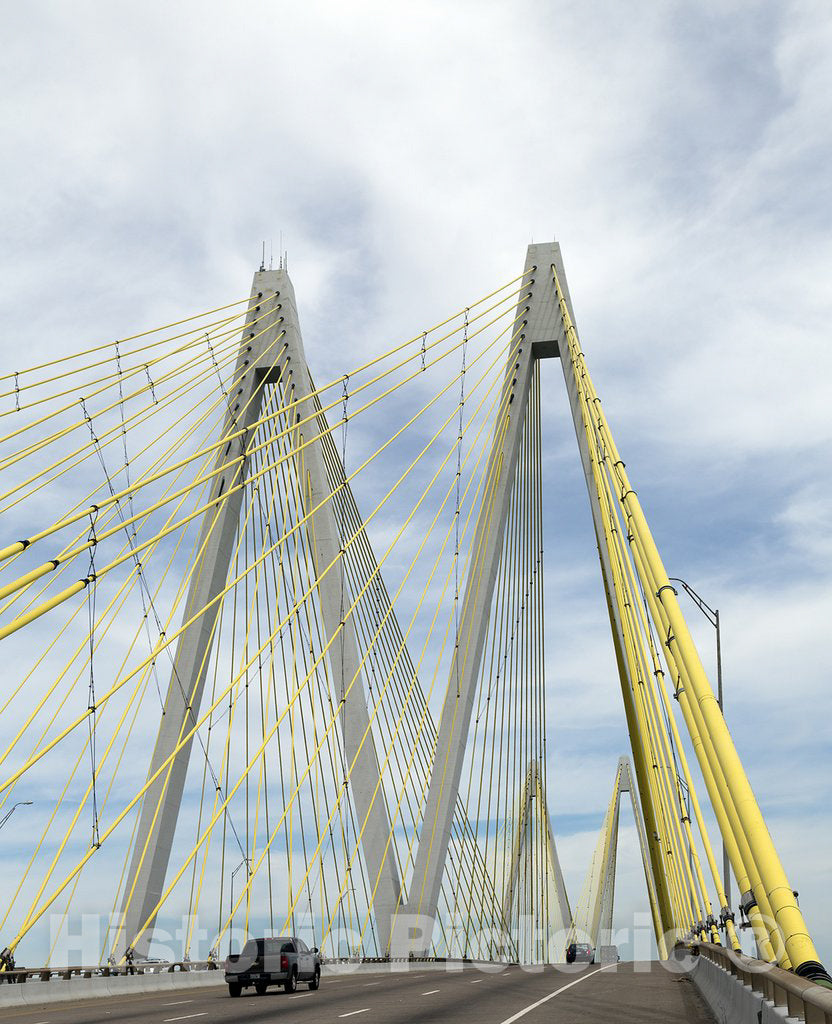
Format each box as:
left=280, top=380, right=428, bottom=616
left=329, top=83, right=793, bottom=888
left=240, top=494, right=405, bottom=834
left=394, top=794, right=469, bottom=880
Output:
left=225, top=936, right=321, bottom=996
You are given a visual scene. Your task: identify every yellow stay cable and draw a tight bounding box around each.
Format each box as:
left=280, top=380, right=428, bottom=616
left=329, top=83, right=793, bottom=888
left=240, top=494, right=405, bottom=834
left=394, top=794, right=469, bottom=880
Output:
left=0, top=295, right=256, bottom=387
left=0, top=278, right=527, bottom=559
left=0, top=304, right=256, bottom=417
left=0, top=338, right=243, bottom=644
left=604, top=474, right=716, bottom=935
left=0, top=276, right=532, bottom=954
left=12, top=467, right=223, bottom=936
left=563, top=324, right=683, bottom=939
left=0, top=301, right=516, bottom=610
left=7, top=344, right=285, bottom=927
left=0, top=382, right=256, bottom=771
left=231, top=363, right=514, bottom=956
left=629, top=534, right=741, bottom=948
left=113, top=356, right=294, bottom=941
left=384, top=410, right=511, bottom=957
left=629, top=539, right=781, bottom=960
left=0, top=311, right=250, bottom=509
left=557, top=276, right=781, bottom=957
left=0, top=328, right=247, bottom=518
left=0, top=305, right=272, bottom=463
left=0, top=308, right=526, bottom=790
left=552, top=266, right=788, bottom=960
left=8, top=312, right=519, bottom=955
left=296, top=349, right=516, bottom=949
left=131, top=337, right=517, bottom=959
left=214, top=327, right=521, bottom=954
left=316, top=398, right=505, bottom=951
left=393, top=401, right=513, bottom=932
left=0, top=285, right=527, bottom=571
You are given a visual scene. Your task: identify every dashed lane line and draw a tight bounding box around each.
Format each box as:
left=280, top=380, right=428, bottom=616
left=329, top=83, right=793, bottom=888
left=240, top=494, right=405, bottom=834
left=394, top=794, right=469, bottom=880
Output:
left=163, top=1014, right=208, bottom=1023
left=422, top=989, right=440, bottom=995
left=338, top=1010, right=371, bottom=1018
left=496, top=963, right=617, bottom=1024
left=163, top=1001, right=193, bottom=1006
left=471, top=978, right=483, bottom=983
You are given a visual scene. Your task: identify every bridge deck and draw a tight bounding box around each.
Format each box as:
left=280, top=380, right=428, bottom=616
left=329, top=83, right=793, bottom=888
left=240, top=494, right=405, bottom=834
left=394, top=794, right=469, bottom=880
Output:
left=1, top=963, right=715, bottom=1023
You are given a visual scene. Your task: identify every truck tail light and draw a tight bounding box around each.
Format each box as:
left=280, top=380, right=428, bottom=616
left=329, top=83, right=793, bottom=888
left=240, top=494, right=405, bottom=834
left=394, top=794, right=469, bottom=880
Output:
left=281, top=954, right=289, bottom=972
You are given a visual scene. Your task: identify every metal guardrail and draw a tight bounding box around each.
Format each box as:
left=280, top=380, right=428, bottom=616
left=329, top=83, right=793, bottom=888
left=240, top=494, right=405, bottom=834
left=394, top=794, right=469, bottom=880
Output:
left=0, top=954, right=471, bottom=985
left=1, top=960, right=219, bottom=984
left=695, top=942, right=832, bottom=1024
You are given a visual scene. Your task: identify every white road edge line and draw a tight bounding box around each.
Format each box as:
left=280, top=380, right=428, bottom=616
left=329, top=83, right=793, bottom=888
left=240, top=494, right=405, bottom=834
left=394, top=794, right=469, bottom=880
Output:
left=163, top=1014, right=208, bottom=1023
left=338, top=1010, right=371, bottom=1018
left=497, top=963, right=617, bottom=1024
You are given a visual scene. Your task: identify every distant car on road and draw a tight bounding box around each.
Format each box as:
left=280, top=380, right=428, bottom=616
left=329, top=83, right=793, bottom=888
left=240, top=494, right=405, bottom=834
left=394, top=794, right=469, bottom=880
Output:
left=566, top=942, right=595, bottom=964
left=225, top=936, right=320, bottom=997
left=141, top=957, right=166, bottom=974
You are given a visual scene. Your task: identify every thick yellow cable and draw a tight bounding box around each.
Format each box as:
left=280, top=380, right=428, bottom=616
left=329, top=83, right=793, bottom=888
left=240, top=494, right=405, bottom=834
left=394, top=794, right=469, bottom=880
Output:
left=563, top=329, right=679, bottom=941
left=604, top=471, right=723, bottom=939
left=630, top=538, right=780, bottom=959
left=564, top=302, right=780, bottom=954
left=551, top=265, right=814, bottom=967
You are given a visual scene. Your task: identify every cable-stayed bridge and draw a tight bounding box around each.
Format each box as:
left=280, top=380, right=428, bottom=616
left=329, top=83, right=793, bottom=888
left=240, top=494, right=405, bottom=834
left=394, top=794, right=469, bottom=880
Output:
left=0, top=243, right=829, bottom=1023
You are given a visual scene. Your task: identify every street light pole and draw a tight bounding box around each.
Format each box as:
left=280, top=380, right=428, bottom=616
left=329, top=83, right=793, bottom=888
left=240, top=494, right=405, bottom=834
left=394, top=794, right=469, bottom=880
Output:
left=714, top=608, right=724, bottom=713
left=668, top=578, right=731, bottom=910
left=0, top=801, right=33, bottom=830
left=713, top=608, right=730, bottom=909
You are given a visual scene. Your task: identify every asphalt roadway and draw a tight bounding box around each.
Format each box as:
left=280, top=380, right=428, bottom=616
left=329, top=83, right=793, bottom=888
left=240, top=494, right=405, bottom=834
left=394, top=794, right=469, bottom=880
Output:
left=0, top=963, right=715, bottom=1024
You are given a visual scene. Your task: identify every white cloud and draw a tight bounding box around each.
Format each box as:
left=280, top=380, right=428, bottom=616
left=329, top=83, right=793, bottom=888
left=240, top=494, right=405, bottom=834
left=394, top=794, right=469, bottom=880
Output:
left=1, top=0, right=830, bottom=969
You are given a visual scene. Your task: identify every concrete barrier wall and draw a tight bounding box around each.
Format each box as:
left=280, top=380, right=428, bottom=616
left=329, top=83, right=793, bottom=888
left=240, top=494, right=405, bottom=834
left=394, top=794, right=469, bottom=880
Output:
left=0, top=959, right=497, bottom=1010
left=0, top=969, right=225, bottom=1010
left=691, top=953, right=793, bottom=1024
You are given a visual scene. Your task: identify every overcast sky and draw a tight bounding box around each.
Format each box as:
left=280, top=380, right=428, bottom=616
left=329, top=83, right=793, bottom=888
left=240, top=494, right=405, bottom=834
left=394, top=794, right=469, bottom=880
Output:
left=2, top=0, right=831, bottom=965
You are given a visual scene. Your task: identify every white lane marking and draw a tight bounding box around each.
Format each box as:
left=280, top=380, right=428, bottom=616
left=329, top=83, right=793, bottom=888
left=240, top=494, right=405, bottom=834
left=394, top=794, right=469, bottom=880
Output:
left=163, top=1001, right=193, bottom=1006
left=163, top=1015, right=208, bottom=1023
left=470, top=978, right=483, bottom=983
left=496, top=963, right=617, bottom=1024
left=338, top=1010, right=371, bottom=1018
left=291, top=992, right=312, bottom=998
left=363, top=981, right=380, bottom=986
left=422, top=989, right=440, bottom=994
